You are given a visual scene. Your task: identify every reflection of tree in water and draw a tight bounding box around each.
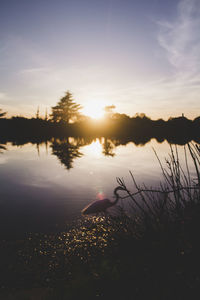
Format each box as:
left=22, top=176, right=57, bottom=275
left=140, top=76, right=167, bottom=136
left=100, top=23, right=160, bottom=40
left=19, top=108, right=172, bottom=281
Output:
left=51, top=137, right=92, bottom=170
left=0, top=144, right=7, bottom=153
left=102, top=138, right=115, bottom=157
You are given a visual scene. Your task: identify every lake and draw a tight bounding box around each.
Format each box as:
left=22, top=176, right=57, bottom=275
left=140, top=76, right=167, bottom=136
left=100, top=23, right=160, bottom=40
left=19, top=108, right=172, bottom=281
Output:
left=0, top=138, right=196, bottom=239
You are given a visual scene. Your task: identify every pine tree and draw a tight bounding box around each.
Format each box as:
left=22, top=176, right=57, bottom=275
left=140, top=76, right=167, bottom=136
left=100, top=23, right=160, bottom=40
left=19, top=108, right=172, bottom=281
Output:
left=51, top=91, right=82, bottom=124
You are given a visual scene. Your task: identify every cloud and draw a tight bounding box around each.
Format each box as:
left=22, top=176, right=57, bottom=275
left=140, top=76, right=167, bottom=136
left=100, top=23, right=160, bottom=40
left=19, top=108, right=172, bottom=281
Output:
left=136, top=0, right=200, bottom=118
left=19, top=68, right=50, bottom=75
left=0, top=92, right=6, bottom=100
left=158, top=0, right=200, bottom=80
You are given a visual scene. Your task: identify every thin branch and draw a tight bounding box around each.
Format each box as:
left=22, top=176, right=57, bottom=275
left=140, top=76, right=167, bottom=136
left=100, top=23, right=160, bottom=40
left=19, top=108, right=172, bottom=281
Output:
left=119, top=185, right=199, bottom=201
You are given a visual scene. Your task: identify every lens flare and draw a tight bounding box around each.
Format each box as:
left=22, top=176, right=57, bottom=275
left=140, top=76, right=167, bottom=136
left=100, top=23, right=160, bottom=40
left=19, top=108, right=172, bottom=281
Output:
left=97, top=190, right=105, bottom=200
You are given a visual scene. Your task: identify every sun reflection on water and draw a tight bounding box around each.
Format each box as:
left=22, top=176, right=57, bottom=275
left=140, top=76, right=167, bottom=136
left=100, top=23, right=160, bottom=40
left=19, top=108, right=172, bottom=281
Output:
left=18, top=217, right=118, bottom=274
left=82, top=139, right=103, bottom=158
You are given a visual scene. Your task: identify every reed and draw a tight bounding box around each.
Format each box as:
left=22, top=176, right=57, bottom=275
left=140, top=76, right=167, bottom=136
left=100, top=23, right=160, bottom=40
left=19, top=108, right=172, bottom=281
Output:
left=115, top=143, right=200, bottom=229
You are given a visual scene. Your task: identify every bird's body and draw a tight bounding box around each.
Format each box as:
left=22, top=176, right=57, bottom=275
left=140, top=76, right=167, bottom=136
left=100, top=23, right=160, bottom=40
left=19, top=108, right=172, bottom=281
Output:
left=82, top=198, right=113, bottom=215
left=81, top=186, right=126, bottom=215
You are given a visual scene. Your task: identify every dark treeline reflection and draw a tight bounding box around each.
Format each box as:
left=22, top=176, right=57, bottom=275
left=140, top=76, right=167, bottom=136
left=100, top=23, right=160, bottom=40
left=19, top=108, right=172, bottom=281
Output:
left=51, top=137, right=88, bottom=169
left=102, top=138, right=115, bottom=157
left=1, top=134, right=200, bottom=170
left=0, top=143, right=7, bottom=153
left=50, top=137, right=116, bottom=168
left=0, top=114, right=200, bottom=146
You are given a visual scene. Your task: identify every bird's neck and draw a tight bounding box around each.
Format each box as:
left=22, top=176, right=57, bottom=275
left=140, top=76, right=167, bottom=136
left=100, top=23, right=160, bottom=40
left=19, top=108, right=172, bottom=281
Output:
left=112, top=193, right=119, bottom=205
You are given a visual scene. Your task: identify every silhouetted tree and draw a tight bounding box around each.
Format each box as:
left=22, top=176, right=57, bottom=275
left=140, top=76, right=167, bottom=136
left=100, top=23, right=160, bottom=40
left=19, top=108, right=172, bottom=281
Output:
left=51, top=91, right=82, bottom=124
left=0, top=108, right=6, bottom=118
left=134, top=113, right=151, bottom=120
left=104, top=105, right=116, bottom=119
left=113, top=113, right=130, bottom=121
left=104, top=105, right=116, bottom=113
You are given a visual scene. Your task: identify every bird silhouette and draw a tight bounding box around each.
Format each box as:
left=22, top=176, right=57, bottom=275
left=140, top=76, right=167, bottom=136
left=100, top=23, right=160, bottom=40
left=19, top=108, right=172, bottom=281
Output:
left=81, top=186, right=126, bottom=215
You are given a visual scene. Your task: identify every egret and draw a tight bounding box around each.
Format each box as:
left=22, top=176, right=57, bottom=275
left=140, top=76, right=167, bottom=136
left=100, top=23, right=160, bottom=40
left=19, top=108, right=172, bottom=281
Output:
left=81, top=186, right=127, bottom=215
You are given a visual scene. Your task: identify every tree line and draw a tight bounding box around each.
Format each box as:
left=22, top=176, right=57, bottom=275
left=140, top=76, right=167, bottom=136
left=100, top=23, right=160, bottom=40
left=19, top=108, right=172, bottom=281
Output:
left=0, top=91, right=200, bottom=144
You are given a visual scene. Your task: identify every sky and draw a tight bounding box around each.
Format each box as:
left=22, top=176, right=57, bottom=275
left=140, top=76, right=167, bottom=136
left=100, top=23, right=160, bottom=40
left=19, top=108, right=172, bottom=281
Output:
left=0, top=0, right=200, bottom=119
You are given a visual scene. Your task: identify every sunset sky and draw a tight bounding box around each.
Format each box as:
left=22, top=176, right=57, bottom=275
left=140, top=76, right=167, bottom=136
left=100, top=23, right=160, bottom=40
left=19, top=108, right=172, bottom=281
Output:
left=0, top=0, right=200, bottom=119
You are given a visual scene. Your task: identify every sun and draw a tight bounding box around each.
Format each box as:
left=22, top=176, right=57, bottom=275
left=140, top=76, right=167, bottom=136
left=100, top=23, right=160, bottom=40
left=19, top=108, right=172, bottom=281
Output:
left=82, top=101, right=106, bottom=120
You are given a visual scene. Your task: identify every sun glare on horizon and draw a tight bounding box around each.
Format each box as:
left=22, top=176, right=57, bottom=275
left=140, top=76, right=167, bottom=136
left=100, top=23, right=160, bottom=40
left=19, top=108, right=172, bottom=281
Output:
left=82, top=101, right=106, bottom=120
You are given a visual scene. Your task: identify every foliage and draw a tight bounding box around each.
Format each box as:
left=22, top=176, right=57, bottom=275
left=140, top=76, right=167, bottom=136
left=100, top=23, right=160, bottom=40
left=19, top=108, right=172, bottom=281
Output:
left=0, top=108, right=6, bottom=118
left=0, top=103, right=200, bottom=145
left=104, top=105, right=116, bottom=119
left=104, top=105, right=116, bottom=113
left=50, top=91, right=82, bottom=124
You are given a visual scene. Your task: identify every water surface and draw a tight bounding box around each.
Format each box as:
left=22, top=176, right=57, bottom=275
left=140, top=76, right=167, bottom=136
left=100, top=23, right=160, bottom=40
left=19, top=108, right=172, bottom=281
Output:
left=0, top=138, right=195, bottom=238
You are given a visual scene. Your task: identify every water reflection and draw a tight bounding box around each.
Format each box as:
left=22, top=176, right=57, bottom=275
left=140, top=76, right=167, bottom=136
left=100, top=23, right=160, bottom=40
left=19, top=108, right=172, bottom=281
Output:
left=50, top=137, right=117, bottom=168
left=0, top=143, right=7, bottom=153
left=49, top=137, right=151, bottom=168
left=51, top=137, right=84, bottom=170
left=0, top=136, right=199, bottom=239
left=1, top=131, right=199, bottom=150
left=1, top=137, right=200, bottom=171
left=102, top=138, right=115, bottom=157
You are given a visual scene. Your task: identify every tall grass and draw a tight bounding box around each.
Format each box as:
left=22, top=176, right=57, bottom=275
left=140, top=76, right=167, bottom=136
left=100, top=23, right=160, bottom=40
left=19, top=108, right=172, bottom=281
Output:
left=115, top=143, right=200, bottom=228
